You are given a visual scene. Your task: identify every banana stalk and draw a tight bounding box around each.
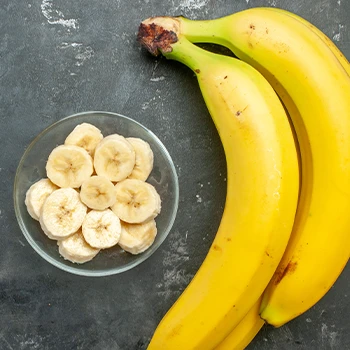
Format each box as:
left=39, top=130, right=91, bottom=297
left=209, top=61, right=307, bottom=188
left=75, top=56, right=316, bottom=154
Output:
left=138, top=21, right=299, bottom=349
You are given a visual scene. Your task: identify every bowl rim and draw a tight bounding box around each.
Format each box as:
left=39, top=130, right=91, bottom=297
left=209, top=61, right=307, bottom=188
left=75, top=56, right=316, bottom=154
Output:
left=14, top=110, right=179, bottom=277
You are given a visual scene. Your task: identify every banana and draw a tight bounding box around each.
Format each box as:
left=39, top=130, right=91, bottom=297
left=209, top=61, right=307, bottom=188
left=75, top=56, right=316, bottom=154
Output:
left=176, top=8, right=350, bottom=327
left=137, top=22, right=299, bottom=349
left=46, top=144, right=94, bottom=188
left=80, top=175, right=116, bottom=210
left=58, top=228, right=100, bottom=263
left=127, top=137, right=154, bottom=181
left=111, top=179, right=161, bottom=224
left=215, top=298, right=265, bottom=350
left=64, top=122, right=103, bottom=156
left=82, top=209, right=121, bottom=249
left=118, top=219, right=157, bottom=254
left=25, top=178, right=58, bottom=220
left=40, top=187, right=87, bottom=240
left=93, top=134, right=136, bottom=182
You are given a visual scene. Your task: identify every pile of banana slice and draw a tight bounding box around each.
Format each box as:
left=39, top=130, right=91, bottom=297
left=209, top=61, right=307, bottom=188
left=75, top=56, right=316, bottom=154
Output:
left=25, top=122, right=162, bottom=264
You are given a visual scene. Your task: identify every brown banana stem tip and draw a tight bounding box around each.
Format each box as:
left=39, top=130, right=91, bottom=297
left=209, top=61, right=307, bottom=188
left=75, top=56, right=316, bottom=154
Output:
left=137, top=22, right=178, bottom=56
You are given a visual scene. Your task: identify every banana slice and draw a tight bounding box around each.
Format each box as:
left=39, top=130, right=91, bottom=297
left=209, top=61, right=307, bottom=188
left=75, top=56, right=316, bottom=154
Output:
left=111, top=179, right=161, bottom=223
left=46, top=145, right=93, bottom=188
left=82, top=209, right=121, bottom=249
left=58, top=229, right=100, bottom=263
left=40, top=188, right=87, bottom=240
left=80, top=175, right=116, bottom=210
left=93, top=134, right=136, bottom=182
left=127, top=137, right=154, bottom=181
left=25, top=178, right=59, bottom=221
left=119, top=219, right=157, bottom=254
left=64, top=123, right=103, bottom=156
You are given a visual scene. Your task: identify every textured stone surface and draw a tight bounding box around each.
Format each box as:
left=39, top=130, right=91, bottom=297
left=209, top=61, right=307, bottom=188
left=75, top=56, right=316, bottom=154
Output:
left=0, top=0, right=349, bottom=349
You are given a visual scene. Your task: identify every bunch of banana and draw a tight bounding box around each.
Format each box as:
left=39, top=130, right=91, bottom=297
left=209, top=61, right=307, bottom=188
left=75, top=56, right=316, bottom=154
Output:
left=137, top=6, right=350, bottom=350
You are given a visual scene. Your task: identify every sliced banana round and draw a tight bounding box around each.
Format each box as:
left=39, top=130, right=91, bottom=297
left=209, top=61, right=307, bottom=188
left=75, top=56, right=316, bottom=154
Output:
left=64, top=123, right=103, bottom=156
left=25, top=178, right=58, bottom=221
left=82, top=209, right=121, bottom=249
left=46, top=145, right=93, bottom=188
left=80, top=175, right=116, bottom=210
left=40, top=188, right=87, bottom=240
left=93, top=134, right=136, bottom=182
left=58, top=229, right=100, bottom=264
left=119, top=219, right=157, bottom=254
left=127, top=137, right=154, bottom=181
left=111, top=179, right=161, bottom=224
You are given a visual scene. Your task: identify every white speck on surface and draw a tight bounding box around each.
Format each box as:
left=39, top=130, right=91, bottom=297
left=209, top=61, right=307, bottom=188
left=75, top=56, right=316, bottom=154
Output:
left=333, top=24, right=345, bottom=41
left=18, top=239, right=25, bottom=247
left=59, top=42, right=83, bottom=49
left=141, top=96, right=156, bottom=110
left=337, top=0, right=341, bottom=5
left=150, top=76, right=165, bottom=82
left=268, top=0, right=277, bottom=6
left=75, top=46, right=94, bottom=66
left=175, top=0, right=210, bottom=18
left=196, top=194, right=202, bottom=203
left=70, top=72, right=77, bottom=76
left=157, top=230, right=191, bottom=300
left=28, top=3, right=32, bottom=8
left=306, top=318, right=312, bottom=323
left=321, top=323, right=340, bottom=349
left=41, top=0, right=78, bottom=29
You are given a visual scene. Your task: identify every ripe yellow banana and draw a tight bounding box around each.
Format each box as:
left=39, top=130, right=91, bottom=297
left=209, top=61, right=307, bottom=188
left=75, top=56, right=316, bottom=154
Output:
left=175, top=7, right=350, bottom=327
left=215, top=297, right=265, bottom=350
left=138, top=21, right=299, bottom=349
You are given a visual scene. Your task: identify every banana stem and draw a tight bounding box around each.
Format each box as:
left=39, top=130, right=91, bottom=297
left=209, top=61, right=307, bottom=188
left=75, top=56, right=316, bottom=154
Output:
left=138, top=20, right=223, bottom=73
left=179, top=16, right=231, bottom=47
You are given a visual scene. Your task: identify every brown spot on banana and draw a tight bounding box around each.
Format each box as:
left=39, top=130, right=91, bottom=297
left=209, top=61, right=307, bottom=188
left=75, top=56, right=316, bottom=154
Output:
left=212, top=244, right=222, bottom=252
left=274, top=261, right=298, bottom=285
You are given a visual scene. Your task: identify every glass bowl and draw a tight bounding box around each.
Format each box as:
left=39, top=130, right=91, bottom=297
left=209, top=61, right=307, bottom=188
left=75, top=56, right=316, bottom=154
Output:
left=14, top=111, right=179, bottom=277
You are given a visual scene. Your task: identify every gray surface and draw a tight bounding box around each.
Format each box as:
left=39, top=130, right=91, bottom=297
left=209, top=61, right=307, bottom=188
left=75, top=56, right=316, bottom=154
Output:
left=0, top=0, right=349, bottom=349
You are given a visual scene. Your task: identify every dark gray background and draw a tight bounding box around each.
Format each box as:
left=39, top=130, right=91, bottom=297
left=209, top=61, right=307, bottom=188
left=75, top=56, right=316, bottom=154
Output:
left=1, top=0, right=349, bottom=349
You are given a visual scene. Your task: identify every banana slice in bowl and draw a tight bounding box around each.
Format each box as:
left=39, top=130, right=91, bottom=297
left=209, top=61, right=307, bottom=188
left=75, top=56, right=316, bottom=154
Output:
left=58, top=229, right=100, bottom=264
left=111, top=179, right=161, bottom=224
left=64, top=123, right=103, bottom=156
left=80, top=175, right=116, bottom=210
left=25, top=178, right=58, bottom=221
left=46, top=145, right=94, bottom=188
left=40, top=187, right=87, bottom=240
left=127, top=137, right=154, bottom=181
left=119, top=220, right=157, bottom=255
left=94, top=134, right=136, bottom=182
left=82, top=209, right=122, bottom=249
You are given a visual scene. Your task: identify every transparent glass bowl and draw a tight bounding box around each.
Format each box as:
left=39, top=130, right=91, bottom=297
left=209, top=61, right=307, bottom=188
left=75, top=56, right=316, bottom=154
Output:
left=14, top=111, right=179, bottom=277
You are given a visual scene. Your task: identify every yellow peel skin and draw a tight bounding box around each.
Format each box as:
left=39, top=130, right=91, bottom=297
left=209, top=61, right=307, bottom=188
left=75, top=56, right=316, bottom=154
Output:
left=215, top=297, right=265, bottom=350
left=178, top=8, right=350, bottom=327
left=138, top=26, right=299, bottom=349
